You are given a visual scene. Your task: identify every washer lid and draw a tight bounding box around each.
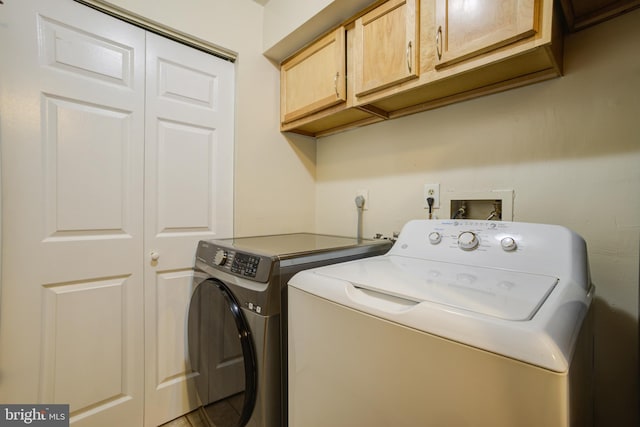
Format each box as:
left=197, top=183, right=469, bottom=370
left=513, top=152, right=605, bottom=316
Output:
left=315, top=255, right=558, bottom=321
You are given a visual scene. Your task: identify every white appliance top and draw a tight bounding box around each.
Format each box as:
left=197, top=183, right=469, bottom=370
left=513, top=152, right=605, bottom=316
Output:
left=289, top=220, right=593, bottom=372
left=316, top=256, right=558, bottom=321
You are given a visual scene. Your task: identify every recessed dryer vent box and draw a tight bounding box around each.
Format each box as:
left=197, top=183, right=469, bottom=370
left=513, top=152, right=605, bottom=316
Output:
left=443, top=190, right=514, bottom=221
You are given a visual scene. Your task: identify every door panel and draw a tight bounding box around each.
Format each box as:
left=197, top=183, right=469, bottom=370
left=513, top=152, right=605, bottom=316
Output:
left=155, top=270, right=198, bottom=387
left=0, top=1, right=145, bottom=426
left=144, top=32, right=235, bottom=427
left=42, top=278, right=128, bottom=409
left=156, top=120, right=215, bottom=231
left=44, top=96, right=132, bottom=235
left=39, top=15, right=135, bottom=87
left=158, top=59, right=219, bottom=108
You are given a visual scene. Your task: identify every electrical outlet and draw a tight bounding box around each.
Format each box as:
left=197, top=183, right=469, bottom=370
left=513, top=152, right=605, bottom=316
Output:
left=356, top=189, right=369, bottom=210
left=424, top=184, right=440, bottom=209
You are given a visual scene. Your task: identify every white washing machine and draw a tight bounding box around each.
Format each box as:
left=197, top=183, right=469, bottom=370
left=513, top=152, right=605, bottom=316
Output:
left=288, top=220, right=594, bottom=427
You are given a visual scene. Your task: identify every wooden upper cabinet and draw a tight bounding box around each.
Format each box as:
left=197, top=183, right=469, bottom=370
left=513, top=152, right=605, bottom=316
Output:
left=435, top=0, right=538, bottom=69
left=280, top=27, right=346, bottom=124
left=354, top=0, right=419, bottom=98
left=279, top=0, right=565, bottom=136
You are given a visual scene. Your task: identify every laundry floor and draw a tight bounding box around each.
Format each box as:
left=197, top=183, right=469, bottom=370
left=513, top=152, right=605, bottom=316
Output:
left=159, top=410, right=207, bottom=427
left=160, top=392, right=245, bottom=427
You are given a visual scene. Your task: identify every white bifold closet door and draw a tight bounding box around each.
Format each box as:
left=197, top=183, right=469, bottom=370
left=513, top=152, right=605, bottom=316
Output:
left=0, top=1, right=234, bottom=426
left=143, top=32, right=234, bottom=427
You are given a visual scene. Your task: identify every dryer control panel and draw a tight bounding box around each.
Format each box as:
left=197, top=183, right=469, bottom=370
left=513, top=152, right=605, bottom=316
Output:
left=195, top=241, right=273, bottom=283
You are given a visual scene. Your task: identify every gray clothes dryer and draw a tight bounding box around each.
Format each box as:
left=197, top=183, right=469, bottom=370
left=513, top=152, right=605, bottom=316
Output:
left=188, top=233, right=392, bottom=427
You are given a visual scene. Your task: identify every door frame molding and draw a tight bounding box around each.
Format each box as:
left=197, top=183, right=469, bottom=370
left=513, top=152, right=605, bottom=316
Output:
left=74, top=0, right=237, bottom=62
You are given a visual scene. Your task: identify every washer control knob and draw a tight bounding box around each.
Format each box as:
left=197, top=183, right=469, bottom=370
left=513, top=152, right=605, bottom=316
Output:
left=501, top=237, right=517, bottom=252
left=428, top=232, right=442, bottom=245
left=213, top=249, right=228, bottom=266
left=458, top=231, right=479, bottom=250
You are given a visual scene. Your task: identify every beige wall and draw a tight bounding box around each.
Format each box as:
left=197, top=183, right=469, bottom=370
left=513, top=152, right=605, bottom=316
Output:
left=315, top=9, right=640, bottom=427
left=98, top=0, right=317, bottom=237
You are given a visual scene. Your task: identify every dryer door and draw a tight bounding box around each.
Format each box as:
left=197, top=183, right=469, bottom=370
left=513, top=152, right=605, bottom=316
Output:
left=188, top=277, right=257, bottom=427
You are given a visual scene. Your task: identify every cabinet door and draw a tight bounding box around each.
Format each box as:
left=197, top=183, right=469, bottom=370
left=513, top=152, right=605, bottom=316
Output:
left=435, top=0, right=538, bottom=69
left=281, top=27, right=346, bottom=124
left=354, top=0, right=419, bottom=97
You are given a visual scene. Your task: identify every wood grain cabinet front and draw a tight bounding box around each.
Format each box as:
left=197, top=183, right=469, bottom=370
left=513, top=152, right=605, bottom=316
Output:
left=434, top=0, right=539, bottom=69
left=280, top=27, right=346, bottom=124
left=279, top=0, right=567, bottom=137
left=353, top=0, right=420, bottom=98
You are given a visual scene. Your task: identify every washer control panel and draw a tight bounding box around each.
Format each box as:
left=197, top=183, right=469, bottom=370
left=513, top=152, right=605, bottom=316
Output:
left=389, top=219, right=588, bottom=283
left=389, top=219, right=576, bottom=276
left=388, top=219, right=586, bottom=277
left=196, top=241, right=273, bottom=283
left=422, top=221, right=520, bottom=253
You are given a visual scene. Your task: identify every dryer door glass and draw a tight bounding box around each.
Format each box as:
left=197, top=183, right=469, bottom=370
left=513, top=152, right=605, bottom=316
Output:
left=188, top=278, right=257, bottom=427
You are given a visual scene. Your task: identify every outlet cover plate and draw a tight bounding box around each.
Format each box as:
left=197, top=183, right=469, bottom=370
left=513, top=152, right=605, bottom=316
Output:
left=424, top=183, right=440, bottom=209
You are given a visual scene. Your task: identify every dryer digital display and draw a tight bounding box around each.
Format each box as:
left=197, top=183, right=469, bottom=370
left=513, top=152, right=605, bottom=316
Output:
left=231, top=252, right=261, bottom=278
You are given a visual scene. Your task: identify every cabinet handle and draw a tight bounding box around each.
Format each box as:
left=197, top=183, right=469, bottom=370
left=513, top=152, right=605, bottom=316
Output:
left=436, top=26, right=442, bottom=60
left=334, top=72, right=339, bottom=98
left=406, top=41, right=412, bottom=74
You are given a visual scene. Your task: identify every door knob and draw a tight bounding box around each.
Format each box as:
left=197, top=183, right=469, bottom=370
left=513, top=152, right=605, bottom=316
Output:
left=150, top=251, right=160, bottom=261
